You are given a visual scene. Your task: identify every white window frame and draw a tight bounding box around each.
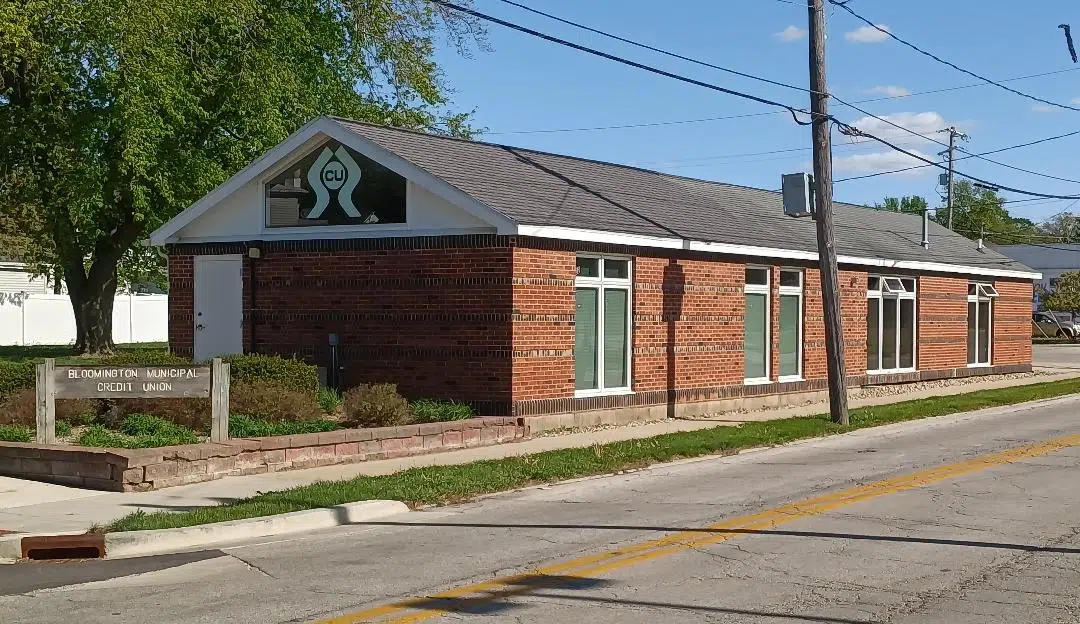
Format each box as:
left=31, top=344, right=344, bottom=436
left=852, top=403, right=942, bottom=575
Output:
left=968, top=282, right=998, bottom=367
left=867, top=274, right=917, bottom=375
left=744, top=265, right=772, bottom=385
left=574, top=255, right=633, bottom=398
left=778, top=269, right=804, bottom=382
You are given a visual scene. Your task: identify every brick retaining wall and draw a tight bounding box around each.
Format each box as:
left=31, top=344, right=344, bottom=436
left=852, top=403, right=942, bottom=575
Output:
left=0, top=417, right=528, bottom=492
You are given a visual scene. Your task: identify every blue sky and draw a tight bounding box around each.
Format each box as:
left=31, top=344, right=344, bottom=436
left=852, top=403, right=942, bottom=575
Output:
left=434, top=0, right=1080, bottom=223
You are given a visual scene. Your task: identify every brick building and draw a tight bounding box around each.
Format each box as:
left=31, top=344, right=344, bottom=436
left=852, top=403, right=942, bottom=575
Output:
left=150, top=117, right=1040, bottom=418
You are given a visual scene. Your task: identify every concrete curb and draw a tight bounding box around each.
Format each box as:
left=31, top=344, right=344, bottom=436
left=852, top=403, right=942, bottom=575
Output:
left=0, top=499, right=409, bottom=561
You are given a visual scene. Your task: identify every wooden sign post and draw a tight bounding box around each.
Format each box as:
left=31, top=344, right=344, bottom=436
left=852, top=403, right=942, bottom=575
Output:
left=35, top=358, right=230, bottom=444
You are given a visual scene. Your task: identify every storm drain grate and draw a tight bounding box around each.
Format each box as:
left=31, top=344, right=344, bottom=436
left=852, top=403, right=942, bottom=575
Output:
left=21, top=534, right=105, bottom=560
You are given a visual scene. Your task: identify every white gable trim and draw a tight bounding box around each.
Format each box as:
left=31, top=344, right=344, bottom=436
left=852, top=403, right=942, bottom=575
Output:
left=517, top=225, right=1042, bottom=281
left=149, top=117, right=516, bottom=245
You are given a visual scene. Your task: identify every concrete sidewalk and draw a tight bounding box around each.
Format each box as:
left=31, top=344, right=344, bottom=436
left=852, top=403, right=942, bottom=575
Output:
left=1, top=368, right=1077, bottom=535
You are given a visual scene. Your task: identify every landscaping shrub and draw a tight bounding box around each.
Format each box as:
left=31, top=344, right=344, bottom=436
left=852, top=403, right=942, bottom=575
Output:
left=411, top=399, right=475, bottom=423
left=230, top=382, right=324, bottom=422
left=0, top=361, right=35, bottom=399
left=318, top=387, right=343, bottom=414
left=0, top=389, right=97, bottom=427
left=102, top=398, right=211, bottom=432
left=342, top=384, right=413, bottom=428
left=228, top=414, right=339, bottom=438
left=77, top=415, right=199, bottom=449
left=223, top=354, right=318, bottom=396
left=56, top=420, right=73, bottom=438
left=0, top=424, right=33, bottom=443
left=83, top=350, right=189, bottom=367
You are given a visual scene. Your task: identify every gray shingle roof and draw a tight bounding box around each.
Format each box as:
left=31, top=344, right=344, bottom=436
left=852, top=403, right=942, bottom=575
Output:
left=991, top=244, right=1080, bottom=271
left=337, top=119, right=1032, bottom=273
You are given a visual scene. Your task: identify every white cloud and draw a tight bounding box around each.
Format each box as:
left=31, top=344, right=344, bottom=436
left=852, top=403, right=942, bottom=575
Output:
left=847, top=111, right=948, bottom=145
left=866, top=85, right=911, bottom=98
left=1033, top=103, right=1063, bottom=113
left=845, top=25, right=891, bottom=43
left=774, top=25, right=807, bottom=42
left=833, top=150, right=934, bottom=176
left=1072, top=97, right=1080, bottom=105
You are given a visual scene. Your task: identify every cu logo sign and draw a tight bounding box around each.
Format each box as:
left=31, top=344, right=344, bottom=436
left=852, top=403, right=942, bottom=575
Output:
left=321, top=161, right=347, bottom=190
left=306, top=146, right=363, bottom=218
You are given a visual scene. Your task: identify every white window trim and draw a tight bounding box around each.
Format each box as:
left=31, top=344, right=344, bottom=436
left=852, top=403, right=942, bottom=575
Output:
left=968, top=282, right=995, bottom=367
left=744, top=266, right=772, bottom=384
left=778, top=269, right=804, bottom=383
left=867, top=274, right=918, bottom=375
left=575, top=255, right=633, bottom=398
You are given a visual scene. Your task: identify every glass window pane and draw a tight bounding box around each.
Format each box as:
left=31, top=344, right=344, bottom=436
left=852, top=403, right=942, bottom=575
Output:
left=745, top=293, right=768, bottom=378
left=978, top=300, right=991, bottom=364
left=603, top=289, right=629, bottom=388
left=868, top=276, right=881, bottom=291
left=603, top=259, right=629, bottom=280
left=575, top=288, right=599, bottom=390
left=968, top=283, right=978, bottom=296
left=882, top=298, right=898, bottom=370
left=745, top=268, right=769, bottom=286
left=967, top=301, right=978, bottom=364
left=902, top=279, right=916, bottom=293
left=867, top=298, right=880, bottom=370
left=979, top=284, right=999, bottom=298
left=780, top=295, right=800, bottom=377
left=780, top=271, right=801, bottom=288
left=576, top=257, right=599, bottom=278
left=883, top=277, right=905, bottom=293
left=900, top=299, right=915, bottom=369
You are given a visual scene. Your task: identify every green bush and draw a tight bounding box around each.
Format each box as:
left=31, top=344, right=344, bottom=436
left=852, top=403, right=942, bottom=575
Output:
left=318, top=387, right=343, bottom=414
left=81, top=350, right=189, bottom=367
left=0, top=361, right=35, bottom=399
left=0, top=389, right=97, bottom=427
left=228, top=414, right=339, bottom=438
left=342, top=383, right=413, bottom=428
left=103, top=398, right=210, bottom=432
left=56, top=420, right=73, bottom=438
left=77, top=415, right=199, bottom=449
left=411, top=399, right=475, bottom=423
left=0, top=424, right=33, bottom=443
left=230, top=382, right=324, bottom=422
left=223, top=354, right=318, bottom=396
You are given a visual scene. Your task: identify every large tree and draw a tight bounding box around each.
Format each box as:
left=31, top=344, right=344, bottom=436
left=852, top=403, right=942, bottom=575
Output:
left=936, top=181, right=1043, bottom=244
left=1, top=0, right=481, bottom=353
left=874, top=195, right=929, bottom=215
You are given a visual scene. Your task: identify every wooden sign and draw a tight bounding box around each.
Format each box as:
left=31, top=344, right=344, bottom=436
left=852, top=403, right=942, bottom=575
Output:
left=54, top=365, right=211, bottom=399
left=35, top=358, right=230, bottom=445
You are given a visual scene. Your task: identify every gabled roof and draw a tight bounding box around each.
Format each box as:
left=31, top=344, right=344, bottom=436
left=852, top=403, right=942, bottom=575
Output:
left=991, top=244, right=1080, bottom=271
left=151, top=116, right=1038, bottom=280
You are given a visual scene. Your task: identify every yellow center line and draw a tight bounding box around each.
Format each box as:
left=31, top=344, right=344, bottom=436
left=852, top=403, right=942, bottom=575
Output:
left=316, top=433, right=1080, bottom=624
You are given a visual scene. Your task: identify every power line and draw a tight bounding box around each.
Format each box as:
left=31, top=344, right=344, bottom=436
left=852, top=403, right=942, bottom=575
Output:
left=432, top=0, right=1080, bottom=201
left=829, top=0, right=1080, bottom=113
left=488, top=66, right=1080, bottom=135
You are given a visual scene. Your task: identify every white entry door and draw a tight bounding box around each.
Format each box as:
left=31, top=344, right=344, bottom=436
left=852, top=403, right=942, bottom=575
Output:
left=194, top=255, right=243, bottom=362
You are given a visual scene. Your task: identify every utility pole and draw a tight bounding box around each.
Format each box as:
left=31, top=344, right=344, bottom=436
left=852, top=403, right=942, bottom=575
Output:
left=938, top=126, right=968, bottom=230
left=807, top=0, right=849, bottom=426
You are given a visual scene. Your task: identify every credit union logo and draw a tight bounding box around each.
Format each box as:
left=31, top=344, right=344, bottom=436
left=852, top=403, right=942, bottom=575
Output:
left=306, top=146, right=363, bottom=219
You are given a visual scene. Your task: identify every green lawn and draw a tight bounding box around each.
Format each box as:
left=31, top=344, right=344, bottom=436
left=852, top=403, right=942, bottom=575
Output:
left=104, top=376, right=1080, bottom=533
left=0, top=343, right=169, bottom=364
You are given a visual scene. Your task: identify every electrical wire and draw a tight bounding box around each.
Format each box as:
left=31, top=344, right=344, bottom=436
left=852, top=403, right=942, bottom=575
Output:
left=829, top=0, right=1080, bottom=113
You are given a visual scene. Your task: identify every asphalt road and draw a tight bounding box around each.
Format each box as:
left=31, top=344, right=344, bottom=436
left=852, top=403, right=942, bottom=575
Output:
left=2, top=397, right=1079, bottom=624
left=1034, top=343, right=1080, bottom=370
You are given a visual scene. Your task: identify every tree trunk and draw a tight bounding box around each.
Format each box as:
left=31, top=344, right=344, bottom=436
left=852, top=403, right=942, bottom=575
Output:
left=69, top=261, right=121, bottom=355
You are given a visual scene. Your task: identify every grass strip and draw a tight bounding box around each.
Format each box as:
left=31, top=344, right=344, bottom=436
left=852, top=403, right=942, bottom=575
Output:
left=104, top=376, right=1080, bottom=533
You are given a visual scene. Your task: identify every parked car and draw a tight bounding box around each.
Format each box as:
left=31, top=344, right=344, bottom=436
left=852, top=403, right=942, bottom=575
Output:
left=1032, top=312, right=1080, bottom=338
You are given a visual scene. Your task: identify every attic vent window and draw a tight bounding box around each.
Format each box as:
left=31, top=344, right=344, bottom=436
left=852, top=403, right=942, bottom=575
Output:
left=264, top=140, right=406, bottom=227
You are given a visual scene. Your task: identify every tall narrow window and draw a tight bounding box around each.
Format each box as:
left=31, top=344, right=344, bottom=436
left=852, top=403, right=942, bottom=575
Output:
left=745, top=267, right=770, bottom=382
left=968, top=282, right=997, bottom=365
left=575, top=257, right=632, bottom=394
left=867, top=275, right=917, bottom=373
left=778, top=269, right=803, bottom=380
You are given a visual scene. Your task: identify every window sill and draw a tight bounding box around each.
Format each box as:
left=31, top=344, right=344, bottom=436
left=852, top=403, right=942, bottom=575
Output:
left=574, top=388, right=634, bottom=399
left=866, top=368, right=917, bottom=376
left=777, top=375, right=805, bottom=384
left=744, top=378, right=773, bottom=386
left=966, top=363, right=992, bottom=369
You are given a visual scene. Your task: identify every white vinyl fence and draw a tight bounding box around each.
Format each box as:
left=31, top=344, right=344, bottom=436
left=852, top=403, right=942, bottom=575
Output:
left=0, top=292, right=168, bottom=346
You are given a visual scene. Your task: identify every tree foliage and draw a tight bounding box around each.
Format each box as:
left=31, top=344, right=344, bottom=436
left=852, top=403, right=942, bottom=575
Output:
left=874, top=195, right=928, bottom=215
left=1045, top=271, right=1080, bottom=313
left=1, top=0, right=481, bottom=352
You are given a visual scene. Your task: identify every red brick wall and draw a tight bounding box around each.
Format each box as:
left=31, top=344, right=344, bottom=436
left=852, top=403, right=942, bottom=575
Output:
left=994, top=279, right=1033, bottom=365
left=167, top=255, right=194, bottom=357
left=168, top=241, right=514, bottom=408
left=633, top=255, right=745, bottom=391
left=918, top=276, right=968, bottom=370
left=803, top=268, right=867, bottom=379
left=510, top=248, right=575, bottom=401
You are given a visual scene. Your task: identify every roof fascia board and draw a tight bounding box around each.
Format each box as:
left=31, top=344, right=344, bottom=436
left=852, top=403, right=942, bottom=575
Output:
left=164, top=226, right=498, bottom=245
left=517, top=225, right=1042, bottom=281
